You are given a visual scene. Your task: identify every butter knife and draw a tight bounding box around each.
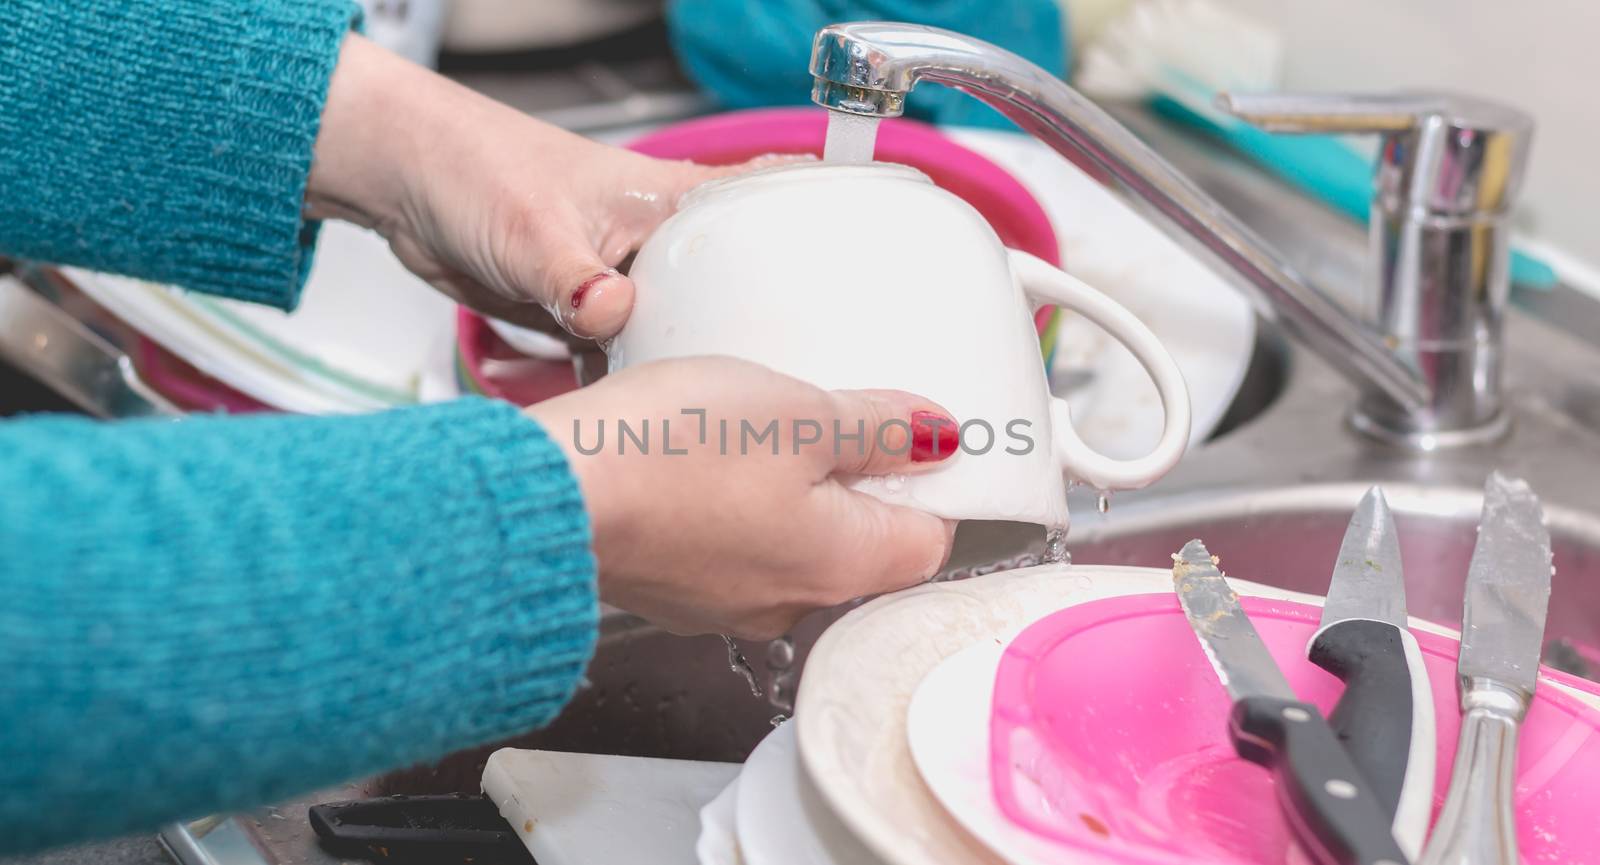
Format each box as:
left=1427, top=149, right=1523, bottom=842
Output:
left=1418, top=473, right=1554, bottom=865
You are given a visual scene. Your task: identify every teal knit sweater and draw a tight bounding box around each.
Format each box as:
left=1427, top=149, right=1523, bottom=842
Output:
left=0, top=1, right=598, bottom=854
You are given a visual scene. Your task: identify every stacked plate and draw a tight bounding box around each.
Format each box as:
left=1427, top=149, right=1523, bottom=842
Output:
left=53, top=221, right=460, bottom=415
left=698, top=565, right=1600, bottom=865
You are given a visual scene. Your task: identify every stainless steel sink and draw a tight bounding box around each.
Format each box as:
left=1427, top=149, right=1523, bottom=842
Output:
left=1068, top=484, right=1600, bottom=668
left=223, top=105, right=1600, bottom=865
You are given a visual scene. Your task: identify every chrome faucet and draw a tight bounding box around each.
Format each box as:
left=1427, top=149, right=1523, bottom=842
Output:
left=810, top=22, right=1533, bottom=449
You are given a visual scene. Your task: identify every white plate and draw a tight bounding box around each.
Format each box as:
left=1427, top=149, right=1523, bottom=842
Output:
left=735, top=722, right=879, bottom=865
left=906, top=634, right=1078, bottom=865
left=945, top=129, right=1256, bottom=460
left=698, top=776, right=744, bottom=865
left=67, top=222, right=458, bottom=414
left=487, top=318, right=574, bottom=360
left=793, top=565, right=1322, bottom=865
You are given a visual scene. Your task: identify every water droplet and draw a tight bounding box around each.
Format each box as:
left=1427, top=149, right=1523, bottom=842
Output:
left=766, top=635, right=795, bottom=670
left=722, top=635, right=763, bottom=698
left=763, top=634, right=798, bottom=714
left=1097, top=491, right=1112, bottom=514
left=1044, top=524, right=1070, bottom=564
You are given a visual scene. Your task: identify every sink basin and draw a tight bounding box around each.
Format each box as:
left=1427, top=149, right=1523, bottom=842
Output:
left=1065, top=483, right=1600, bottom=668
left=371, top=481, right=1600, bottom=798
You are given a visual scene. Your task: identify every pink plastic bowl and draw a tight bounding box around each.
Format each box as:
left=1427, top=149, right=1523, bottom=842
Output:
left=456, top=107, right=1060, bottom=403
left=991, top=594, right=1600, bottom=864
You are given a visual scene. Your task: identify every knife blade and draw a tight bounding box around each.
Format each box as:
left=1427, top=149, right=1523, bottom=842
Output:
left=1173, top=540, right=1410, bottom=865
left=1418, top=473, right=1554, bottom=865
left=1308, top=487, right=1435, bottom=860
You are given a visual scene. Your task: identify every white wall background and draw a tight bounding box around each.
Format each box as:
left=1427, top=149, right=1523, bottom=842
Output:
left=1213, top=0, right=1599, bottom=274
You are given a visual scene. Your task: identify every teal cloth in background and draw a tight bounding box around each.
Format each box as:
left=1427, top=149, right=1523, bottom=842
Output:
left=666, top=0, right=1069, bottom=129
left=0, top=0, right=600, bottom=853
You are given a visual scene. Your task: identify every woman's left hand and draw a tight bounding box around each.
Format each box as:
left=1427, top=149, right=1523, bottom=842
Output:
left=306, top=34, right=769, bottom=340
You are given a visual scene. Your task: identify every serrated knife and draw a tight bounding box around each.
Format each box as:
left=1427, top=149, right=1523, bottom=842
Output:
left=1174, top=539, right=1410, bottom=865
left=1418, top=473, right=1554, bottom=865
left=1309, top=487, right=1435, bottom=860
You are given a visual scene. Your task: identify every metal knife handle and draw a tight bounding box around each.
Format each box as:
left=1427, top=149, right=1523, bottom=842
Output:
left=1309, top=619, right=1436, bottom=860
left=1417, top=680, right=1528, bottom=865
left=1232, top=696, right=1410, bottom=865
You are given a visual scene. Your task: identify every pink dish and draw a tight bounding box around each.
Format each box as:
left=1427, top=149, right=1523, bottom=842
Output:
left=990, top=594, right=1600, bottom=864
left=456, top=107, right=1061, bottom=403
left=134, top=336, right=272, bottom=414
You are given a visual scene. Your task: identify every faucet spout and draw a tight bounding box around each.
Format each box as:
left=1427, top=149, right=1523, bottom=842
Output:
left=809, top=22, right=1430, bottom=413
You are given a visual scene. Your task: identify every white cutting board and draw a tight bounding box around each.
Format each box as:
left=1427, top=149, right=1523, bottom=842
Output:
left=482, top=748, right=741, bottom=865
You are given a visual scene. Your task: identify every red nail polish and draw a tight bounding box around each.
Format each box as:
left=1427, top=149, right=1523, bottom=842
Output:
left=571, top=272, right=608, bottom=309
left=910, top=411, right=960, bottom=462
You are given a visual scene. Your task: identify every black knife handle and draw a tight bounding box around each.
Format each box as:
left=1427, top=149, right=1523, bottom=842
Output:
left=1231, top=696, right=1411, bottom=865
left=1309, top=620, right=1413, bottom=814
left=308, top=794, right=532, bottom=863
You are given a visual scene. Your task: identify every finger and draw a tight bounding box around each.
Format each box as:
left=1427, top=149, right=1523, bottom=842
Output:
left=535, top=156, right=816, bottom=339
left=547, top=257, right=635, bottom=341
left=818, top=489, right=957, bottom=600
left=826, top=389, right=961, bottom=476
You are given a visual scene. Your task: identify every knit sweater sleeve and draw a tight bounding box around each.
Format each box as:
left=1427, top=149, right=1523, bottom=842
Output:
left=0, top=398, right=599, bottom=855
left=0, top=0, right=361, bottom=309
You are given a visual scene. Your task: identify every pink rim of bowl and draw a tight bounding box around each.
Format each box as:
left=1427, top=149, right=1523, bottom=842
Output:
left=990, top=593, right=1600, bottom=865
left=134, top=336, right=273, bottom=413
left=456, top=106, right=1061, bottom=403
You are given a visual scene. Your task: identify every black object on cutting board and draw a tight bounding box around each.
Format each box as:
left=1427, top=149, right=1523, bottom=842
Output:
left=308, top=793, right=535, bottom=864
left=1173, top=539, right=1411, bottom=865
left=1307, top=487, right=1434, bottom=861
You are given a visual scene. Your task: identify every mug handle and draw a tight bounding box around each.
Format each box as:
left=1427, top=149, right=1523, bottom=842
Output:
left=1009, top=250, right=1192, bottom=491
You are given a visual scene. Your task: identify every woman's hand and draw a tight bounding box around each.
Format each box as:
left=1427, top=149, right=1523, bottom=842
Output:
left=527, top=357, right=962, bottom=640
left=307, top=35, right=761, bottom=340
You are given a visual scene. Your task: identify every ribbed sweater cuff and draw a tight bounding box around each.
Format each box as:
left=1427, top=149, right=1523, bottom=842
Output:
left=393, top=399, right=600, bottom=745
left=172, top=1, right=362, bottom=307
left=276, top=397, right=602, bottom=777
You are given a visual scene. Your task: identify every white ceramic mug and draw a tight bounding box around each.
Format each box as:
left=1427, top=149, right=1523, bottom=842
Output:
left=613, top=163, right=1190, bottom=527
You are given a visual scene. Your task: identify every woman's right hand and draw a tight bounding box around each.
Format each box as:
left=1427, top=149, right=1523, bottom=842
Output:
left=527, top=357, right=962, bottom=640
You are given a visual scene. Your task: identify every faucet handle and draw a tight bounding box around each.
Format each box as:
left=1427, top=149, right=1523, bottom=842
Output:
left=1216, top=91, right=1531, bottom=135
left=1218, top=90, right=1534, bottom=217
left=1215, top=93, right=1417, bottom=133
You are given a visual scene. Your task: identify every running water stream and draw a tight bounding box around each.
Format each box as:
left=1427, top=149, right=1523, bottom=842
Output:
left=721, top=635, right=763, bottom=698
left=822, top=111, right=881, bottom=164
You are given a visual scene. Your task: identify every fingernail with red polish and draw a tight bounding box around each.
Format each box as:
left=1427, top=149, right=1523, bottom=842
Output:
left=910, top=411, right=960, bottom=462
left=570, top=272, right=610, bottom=310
